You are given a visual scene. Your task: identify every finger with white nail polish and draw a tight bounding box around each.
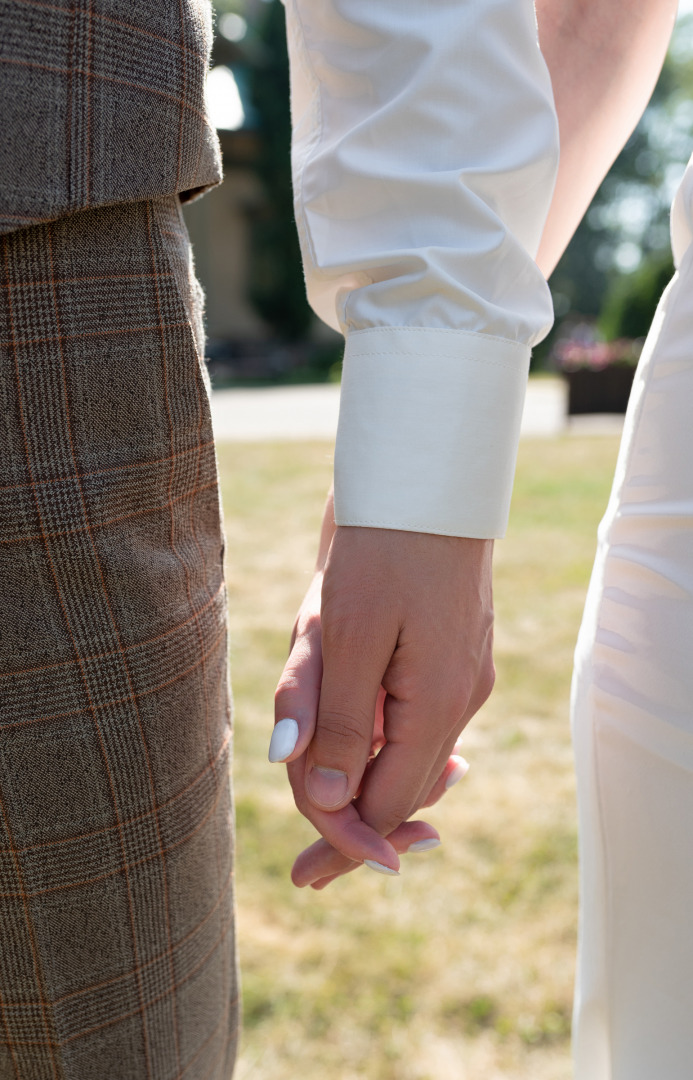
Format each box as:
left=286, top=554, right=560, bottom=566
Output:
left=274, top=595, right=324, bottom=767
left=445, top=755, right=470, bottom=789
left=420, top=752, right=471, bottom=808
left=364, top=859, right=400, bottom=877
left=268, top=718, right=299, bottom=763
left=291, top=821, right=439, bottom=888
left=407, top=838, right=442, bottom=854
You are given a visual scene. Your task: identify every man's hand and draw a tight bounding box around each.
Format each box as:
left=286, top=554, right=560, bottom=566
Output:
left=271, top=495, right=495, bottom=886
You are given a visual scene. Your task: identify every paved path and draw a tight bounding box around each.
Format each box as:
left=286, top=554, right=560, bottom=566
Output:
left=210, top=377, right=624, bottom=441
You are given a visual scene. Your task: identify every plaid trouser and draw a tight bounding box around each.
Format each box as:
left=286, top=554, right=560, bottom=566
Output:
left=0, top=197, right=239, bottom=1079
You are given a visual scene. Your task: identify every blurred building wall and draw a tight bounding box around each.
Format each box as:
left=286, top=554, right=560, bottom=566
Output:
left=183, top=124, right=341, bottom=373
left=183, top=155, right=268, bottom=344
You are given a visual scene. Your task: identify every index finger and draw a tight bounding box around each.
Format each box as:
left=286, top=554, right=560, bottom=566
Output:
left=286, top=753, right=401, bottom=873
left=292, top=818, right=442, bottom=888
left=302, top=594, right=397, bottom=812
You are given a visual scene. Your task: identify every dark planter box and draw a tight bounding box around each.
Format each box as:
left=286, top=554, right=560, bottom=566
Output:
left=565, top=366, right=636, bottom=415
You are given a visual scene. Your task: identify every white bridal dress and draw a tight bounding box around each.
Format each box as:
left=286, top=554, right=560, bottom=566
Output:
left=572, top=154, right=693, bottom=1080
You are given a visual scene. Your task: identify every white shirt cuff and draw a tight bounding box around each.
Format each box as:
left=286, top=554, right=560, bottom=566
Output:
left=334, top=327, right=530, bottom=539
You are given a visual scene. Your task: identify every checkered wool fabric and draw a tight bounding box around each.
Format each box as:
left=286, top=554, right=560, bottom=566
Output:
left=0, top=195, right=238, bottom=1079
left=0, top=0, right=223, bottom=235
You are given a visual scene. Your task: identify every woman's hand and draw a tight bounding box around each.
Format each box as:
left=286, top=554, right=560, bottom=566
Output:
left=270, top=491, right=493, bottom=886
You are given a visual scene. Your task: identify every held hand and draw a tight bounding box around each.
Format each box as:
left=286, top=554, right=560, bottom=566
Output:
left=273, top=563, right=443, bottom=873
left=272, top=507, right=495, bottom=884
left=291, top=730, right=471, bottom=890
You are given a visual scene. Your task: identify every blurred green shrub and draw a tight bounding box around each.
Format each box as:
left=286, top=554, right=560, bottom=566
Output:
left=599, top=251, right=674, bottom=341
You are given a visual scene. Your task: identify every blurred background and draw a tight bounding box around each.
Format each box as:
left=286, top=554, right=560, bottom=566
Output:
left=200, top=6, right=693, bottom=1078
left=184, top=0, right=343, bottom=386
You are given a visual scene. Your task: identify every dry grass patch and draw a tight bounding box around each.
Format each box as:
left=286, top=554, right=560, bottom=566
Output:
left=216, top=435, right=620, bottom=1080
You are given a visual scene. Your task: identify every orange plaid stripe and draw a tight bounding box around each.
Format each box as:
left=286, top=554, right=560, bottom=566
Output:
left=0, top=197, right=238, bottom=1079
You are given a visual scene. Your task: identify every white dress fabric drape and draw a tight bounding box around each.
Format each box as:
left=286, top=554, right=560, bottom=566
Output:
left=571, top=153, right=693, bottom=1079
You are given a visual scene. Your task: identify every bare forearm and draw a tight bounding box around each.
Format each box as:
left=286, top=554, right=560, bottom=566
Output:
left=315, top=487, right=336, bottom=571
left=536, top=0, right=678, bottom=277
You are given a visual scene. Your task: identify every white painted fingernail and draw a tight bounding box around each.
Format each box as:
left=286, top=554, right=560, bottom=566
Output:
left=268, top=718, right=299, bottom=763
left=364, top=860, right=400, bottom=877
left=445, top=756, right=470, bottom=789
left=407, top=838, right=442, bottom=854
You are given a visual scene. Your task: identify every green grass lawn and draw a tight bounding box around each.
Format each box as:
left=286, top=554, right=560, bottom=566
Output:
left=216, top=435, right=621, bottom=1080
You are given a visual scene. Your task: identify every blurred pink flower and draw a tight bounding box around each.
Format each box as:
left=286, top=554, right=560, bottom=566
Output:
left=553, top=337, right=643, bottom=373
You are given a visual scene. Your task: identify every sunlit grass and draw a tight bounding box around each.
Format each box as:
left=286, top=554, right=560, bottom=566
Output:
left=217, top=435, right=620, bottom=1080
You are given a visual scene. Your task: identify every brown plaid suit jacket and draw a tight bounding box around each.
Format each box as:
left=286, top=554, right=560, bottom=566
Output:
left=0, top=0, right=223, bottom=234
left=0, top=5, right=238, bottom=1079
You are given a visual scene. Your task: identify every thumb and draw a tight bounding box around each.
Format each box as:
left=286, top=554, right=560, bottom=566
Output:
left=304, top=596, right=397, bottom=812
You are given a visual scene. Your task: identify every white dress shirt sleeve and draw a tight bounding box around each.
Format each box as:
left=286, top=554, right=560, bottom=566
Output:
left=284, top=0, right=559, bottom=538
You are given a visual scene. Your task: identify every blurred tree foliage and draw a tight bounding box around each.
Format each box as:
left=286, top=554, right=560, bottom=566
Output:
left=246, top=0, right=313, bottom=341
left=541, top=15, right=693, bottom=359
left=598, top=252, right=675, bottom=342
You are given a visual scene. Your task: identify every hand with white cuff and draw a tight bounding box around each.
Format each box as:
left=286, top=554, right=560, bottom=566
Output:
left=270, top=491, right=494, bottom=888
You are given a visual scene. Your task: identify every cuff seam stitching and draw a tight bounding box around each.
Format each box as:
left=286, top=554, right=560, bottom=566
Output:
left=346, top=325, right=529, bottom=348
left=336, top=520, right=499, bottom=538
left=344, top=350, right=526, bottom=369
